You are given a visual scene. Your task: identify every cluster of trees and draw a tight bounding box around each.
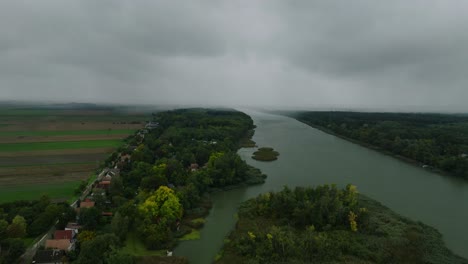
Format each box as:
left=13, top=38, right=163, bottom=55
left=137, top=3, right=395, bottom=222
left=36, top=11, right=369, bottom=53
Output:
left=295, top=111, right=468, bottom=179
left=219, top=185, right=467, bottom=264
left=72, top=109, right=263, bottom=261
left=0, top=196, right=75, bottom=263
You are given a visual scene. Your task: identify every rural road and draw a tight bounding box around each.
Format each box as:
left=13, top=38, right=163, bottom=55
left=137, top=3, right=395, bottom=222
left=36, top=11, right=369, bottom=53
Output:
left=19, top=168, right=110, bottom=263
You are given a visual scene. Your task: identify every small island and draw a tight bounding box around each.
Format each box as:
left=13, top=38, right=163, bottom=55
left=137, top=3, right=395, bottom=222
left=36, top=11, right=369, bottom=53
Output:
left=252, top=147, right=279, bottom=161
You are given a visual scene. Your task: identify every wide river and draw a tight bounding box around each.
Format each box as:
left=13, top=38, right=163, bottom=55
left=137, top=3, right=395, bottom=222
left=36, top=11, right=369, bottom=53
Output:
left=176, top=110, right=468, bottom=263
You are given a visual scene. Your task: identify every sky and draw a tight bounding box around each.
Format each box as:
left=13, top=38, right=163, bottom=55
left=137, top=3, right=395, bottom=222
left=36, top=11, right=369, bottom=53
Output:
left=1, top=0, right=468, bottom=112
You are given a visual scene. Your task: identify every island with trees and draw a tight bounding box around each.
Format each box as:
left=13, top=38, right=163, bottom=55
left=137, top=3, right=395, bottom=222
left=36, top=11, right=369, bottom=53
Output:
left=291, top=111, right=468, bottom=180
left=252, top=147, right=279, bottom=162
left=216, top=185, right=467, bottom=264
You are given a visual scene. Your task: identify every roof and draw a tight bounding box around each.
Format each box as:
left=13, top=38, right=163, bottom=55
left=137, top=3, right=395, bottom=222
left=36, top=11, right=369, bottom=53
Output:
left=45, top=239, right=71, bottom=251
left=101, top=212, right=113, bottom=216
left=34, top=250, right=65, bottom=263
left=99, top=181, right=111, bottom=185
left=190, top=163, right=199, bottom=169
left=65, top=222, right=81, bottom=230
left=54, top=230, right=73, bottom=240
left=80, top=201, right=95, bottom=208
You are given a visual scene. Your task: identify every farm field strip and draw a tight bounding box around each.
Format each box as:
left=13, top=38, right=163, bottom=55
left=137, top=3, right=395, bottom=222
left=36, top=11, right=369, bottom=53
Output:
left=0, top=163, right=96, bottom=176
left=0, top=171, right=91, bottom=184
left=0, top=139, right=123, bottom=152
left=0, top=123, right=143, bottom=132
left=0, top=134, right=128, bottom=144
left=0, top=148, right=115, bottom=158
left=0, top=129, right=136, bottom=136
left=0, top=162, right=95, bottom=168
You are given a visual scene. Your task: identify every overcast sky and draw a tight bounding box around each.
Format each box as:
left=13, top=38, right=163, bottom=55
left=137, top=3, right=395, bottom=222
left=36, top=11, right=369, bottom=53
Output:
left=1, top=1, right=468, bottom=111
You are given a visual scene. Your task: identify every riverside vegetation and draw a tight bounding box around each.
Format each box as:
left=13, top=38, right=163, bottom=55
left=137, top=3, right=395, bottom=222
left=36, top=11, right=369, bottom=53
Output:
left=252, top=147, right=279, bottom=162
left=293, top=111, right=468, bottom=180
left=216, top=185, right=467, bottom=264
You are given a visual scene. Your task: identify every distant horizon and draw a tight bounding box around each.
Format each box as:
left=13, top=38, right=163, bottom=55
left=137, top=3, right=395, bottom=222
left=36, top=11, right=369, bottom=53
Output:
left=1, top=99, right=467, bottom=114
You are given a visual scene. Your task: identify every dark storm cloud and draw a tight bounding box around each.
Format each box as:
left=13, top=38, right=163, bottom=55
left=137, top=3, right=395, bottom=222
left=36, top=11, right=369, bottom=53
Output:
left=1, top=0, right=468, bottom=111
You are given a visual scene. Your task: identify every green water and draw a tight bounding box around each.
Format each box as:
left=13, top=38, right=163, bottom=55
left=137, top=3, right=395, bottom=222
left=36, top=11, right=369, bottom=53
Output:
left=175, top=111, right=468, bottom=263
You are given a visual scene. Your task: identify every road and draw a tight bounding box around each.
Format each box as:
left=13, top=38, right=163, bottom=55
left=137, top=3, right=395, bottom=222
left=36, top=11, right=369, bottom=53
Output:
left=19, top=168, right=110, bottom=263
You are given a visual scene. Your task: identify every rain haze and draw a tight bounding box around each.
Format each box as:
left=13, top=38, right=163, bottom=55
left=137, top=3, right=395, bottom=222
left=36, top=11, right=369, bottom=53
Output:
left=1, top=0, right=468, bottom=112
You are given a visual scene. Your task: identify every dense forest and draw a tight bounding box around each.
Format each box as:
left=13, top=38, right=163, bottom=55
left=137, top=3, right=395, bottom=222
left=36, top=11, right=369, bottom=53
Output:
left=217, top=185, right=467, bottom=264
left=292, top=112, right=468, bottom=179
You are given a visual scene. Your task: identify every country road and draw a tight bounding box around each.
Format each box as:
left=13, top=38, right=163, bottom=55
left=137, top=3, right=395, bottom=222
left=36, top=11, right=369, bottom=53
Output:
left=19, top=168, right=110, bottom=264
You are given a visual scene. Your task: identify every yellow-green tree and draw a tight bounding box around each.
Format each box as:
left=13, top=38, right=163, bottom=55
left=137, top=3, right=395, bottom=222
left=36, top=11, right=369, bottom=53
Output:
left=139, top=186, right=182, bottom=225
left=7, top=215, right=27, bottom=238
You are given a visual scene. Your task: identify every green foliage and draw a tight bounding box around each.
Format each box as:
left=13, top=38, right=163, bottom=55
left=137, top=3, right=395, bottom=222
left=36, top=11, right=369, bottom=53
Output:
left=217, top=186, right=467, bottom=264
left=295, top=111, right=468, bottom=179
left=7, top=215, right=27, bottom=238
left=252, top=147, right=279, bottom=162
left=76, top=234, right=120, bottom=264
left=79, top=207, right=101, bottom=230
left=111, top=212, right=130, bottom=242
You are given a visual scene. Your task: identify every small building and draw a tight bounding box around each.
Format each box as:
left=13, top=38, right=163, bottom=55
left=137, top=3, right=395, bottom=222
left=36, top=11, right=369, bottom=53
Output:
left=79, top=200, right=95, bottom=209
left=98, top=181, right=111, bottom=189
left=145, top=121, right=159, bottom=130
left=65, top=223, right=81, bottom=234
left=461, top=153, right=468, bottom=158
left=54, top=230, right=74, bottom=240
left=101, top=212, right=113, bottom=217
left=33, top=249, right=65, bottom=264
left=189, top=163, right=199, bottom=172
left=45, top=239, right=74, bottom=251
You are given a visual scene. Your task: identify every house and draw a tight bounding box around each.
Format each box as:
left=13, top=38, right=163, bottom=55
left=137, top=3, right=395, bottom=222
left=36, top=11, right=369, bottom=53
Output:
left=54, top=230, right=74, bottom=240
left=145, top=121, right=159, bottom=129
left=98, top=181, right=111, bottom=189
left=79, top=200, right=95, bottom=209
left=65, top=223, right=81, bottom=234
left=101, top=212, right=113, bottom=217
left=189, top=163, right=199, bottom=172
left=33, top=249, right=65, bottom=264
left=107, top=168, right=120, bottom=178
left=45, top=239, right=74, bottom=251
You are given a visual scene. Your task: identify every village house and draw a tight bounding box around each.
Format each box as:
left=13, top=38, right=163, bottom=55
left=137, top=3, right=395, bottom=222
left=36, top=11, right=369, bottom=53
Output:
left=32, top=249, right=65, bottom=264
left=65, top=223, right=81, bottom=234
left=79, top=199, right=95, bottom=209
left=45, top=239, right=74, bottom=251
left=54, top=230, right=74, bottom=240
left=189, top=163, right=199, bottom=172
left=145, top=121, right=159, bottom=129
left=97, top=180, right=111, bottom=189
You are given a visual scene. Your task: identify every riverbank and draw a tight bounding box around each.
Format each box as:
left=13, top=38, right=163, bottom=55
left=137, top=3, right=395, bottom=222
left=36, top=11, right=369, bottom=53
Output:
left=297, top=120, right=452, bottom=177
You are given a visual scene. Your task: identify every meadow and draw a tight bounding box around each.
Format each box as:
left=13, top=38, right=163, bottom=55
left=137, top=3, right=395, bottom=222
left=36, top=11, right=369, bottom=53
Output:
left=0, top=104, right=149, bottom=203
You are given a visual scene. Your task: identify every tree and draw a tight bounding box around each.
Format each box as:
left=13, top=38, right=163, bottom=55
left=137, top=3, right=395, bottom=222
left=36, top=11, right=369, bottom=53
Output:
left=111, top=212, right=129, bottom=241
left=7, top=215, right=27, bottom=238
left=139, top=186, right=182, bottom=225
left=105, top=250, right=134, bottom=264
left=77, top=230, right=96, bottom=244
left=76, top=234, right=120, bottom=264
left=3, top=238, right=25, bottom=263
left=0, top=219, right=8, bottom=240
left=79, top=207, right=100, bottom=230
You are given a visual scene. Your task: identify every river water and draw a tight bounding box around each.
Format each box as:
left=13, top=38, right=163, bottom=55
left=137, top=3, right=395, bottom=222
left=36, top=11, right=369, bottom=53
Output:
left=176, top=110, right=468, bottom=263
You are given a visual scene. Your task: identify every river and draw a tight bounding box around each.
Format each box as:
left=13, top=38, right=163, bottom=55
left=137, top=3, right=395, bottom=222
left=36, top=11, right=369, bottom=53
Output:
left=175, top=110, right=468, bottom=263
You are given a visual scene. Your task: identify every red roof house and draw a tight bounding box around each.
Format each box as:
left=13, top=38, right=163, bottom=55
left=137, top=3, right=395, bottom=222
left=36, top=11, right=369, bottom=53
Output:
left=54, top=230, right=74, bottom=240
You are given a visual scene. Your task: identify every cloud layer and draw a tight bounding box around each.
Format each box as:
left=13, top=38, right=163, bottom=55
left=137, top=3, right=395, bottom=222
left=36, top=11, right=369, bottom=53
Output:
left=1, top=0, right=468, bottom=111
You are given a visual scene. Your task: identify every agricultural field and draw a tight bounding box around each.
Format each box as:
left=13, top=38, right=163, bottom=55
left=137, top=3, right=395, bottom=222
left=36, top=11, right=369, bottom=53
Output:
left=0, top=104, right=150, bottom=203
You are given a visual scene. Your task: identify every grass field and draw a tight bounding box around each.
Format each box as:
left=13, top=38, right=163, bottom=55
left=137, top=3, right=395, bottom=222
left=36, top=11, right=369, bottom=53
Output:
left=0, top=104, right=149, bottom=203
left=0, top=181, right=82, bottom=203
